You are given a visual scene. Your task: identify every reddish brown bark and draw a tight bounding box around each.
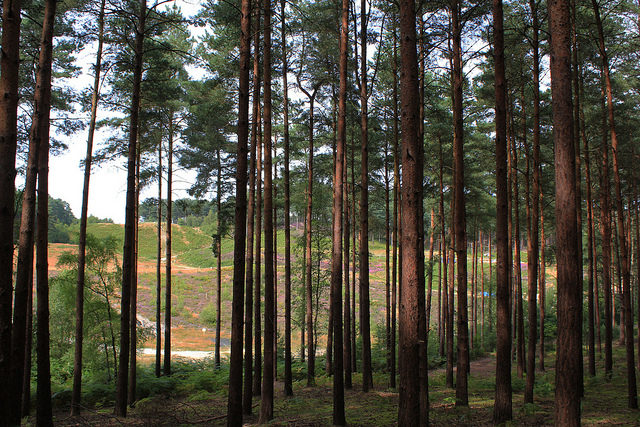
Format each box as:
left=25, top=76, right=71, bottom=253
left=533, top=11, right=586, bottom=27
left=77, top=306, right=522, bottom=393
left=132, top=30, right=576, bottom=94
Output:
left=398, top=0, right=427, bottom=424
left=258, top=0, right=275, bottom=419
left=329, top=2, right=348, bottom=422
left=164, top=117, right=173, bottom=377
left=452, top=0, right=469, bottom=406
left=281, top=0, right=293, bottom=397
left=549, top=0, right=582, bottom=422
left=493, top=0, right=512, bottom=421
left=114, top=0, right=145, bottom=416
left=243, top=19, right=259, bottom=411
left=0, top=0, right=22, bottom=417
left=33, top=1, right=58, bottom=423
left=253, top=101, right=263, bottom=396
left=358, top=0, right=373, bottom=391
left=391, top=22, right=399, bottom=387
left=592, top=0, right=637, bottom=406
left=227, top=0, right=250, bottom=422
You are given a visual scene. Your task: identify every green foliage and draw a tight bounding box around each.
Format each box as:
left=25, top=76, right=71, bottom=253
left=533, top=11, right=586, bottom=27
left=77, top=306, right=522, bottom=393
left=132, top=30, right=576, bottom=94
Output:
left=199, top=303, right=217, bottom=327
left=50, top=234, right=123, bottom=385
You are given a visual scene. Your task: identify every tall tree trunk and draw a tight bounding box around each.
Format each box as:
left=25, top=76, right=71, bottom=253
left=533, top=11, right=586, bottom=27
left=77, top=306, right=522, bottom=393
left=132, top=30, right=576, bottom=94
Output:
left=597, top=66, right=614, bottom=378
left=164, top=118, right=173, bottom=377
left=273, top=148, right=278, bottom=380
left=359, top=0, right=373, bottom=392
left=243, top=16, right=259, bottom=411
left=129, top=142, right=141, bottom=405
left=581, top=75, right=596, bottom=374
left=452, top=0, right=469, bottom=406
left=281, top=0, right=293, bottom=397
left=330, top=2, right=348, bottom=422
left=254, top=102, right=263, bottom=396
left=385, top=139, right=391, bottom=381
left=525, top=0, right=540, bottom=402
left=70, top=0, right=106, bottom=412
left=10, top=35, right=42, bottom=427
left=0, top=0, right=22, bottom=417
left=539, top=184, right=547, bottom=371
left=259, top=0, right=275, bottom=418
left=114, top=0, right=145, bottom=416
left=32, top=0, right=58, bottom=422
left=398, top=0, right=427, bottom=423
left=427, top=209, right=435, bottom=335
left=439, top=137, right=447, bottom=359
left=391, top=21, right=400, bottom=387
left=22, top=277, right=33, bottom=417
left=511, top=127, right=524, bottom=379
left=480, top=232, right=485, bottom=347
left=344, top=130, right=352, bottom=389
left=493, top=0, right=512, bottom=421
left=592, top=0, right=637, bottom=406
left=156, top=140, right=162, bottom=377
left=351, top=141, right=357, bottom=374
left=227, top=0, right=250, bottom=422
left=304, top=92, right=317, bottom=386
left=549, top=0, right=581, bottom=422
left=215, top=146, right=223, bottom=368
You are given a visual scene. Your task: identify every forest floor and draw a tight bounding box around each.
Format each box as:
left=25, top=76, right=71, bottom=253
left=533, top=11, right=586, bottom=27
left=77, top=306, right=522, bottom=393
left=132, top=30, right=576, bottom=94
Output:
left=48, top=346, right=640, bottom=426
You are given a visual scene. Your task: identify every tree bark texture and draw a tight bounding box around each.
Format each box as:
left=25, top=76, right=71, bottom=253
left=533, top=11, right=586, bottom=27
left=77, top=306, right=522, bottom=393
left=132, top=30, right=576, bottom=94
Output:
left=227, top=0, right=250, bottom=423
left=493, top=0, right=512, bottom=421
left=398, top=1, right=427, bottom=424
left=549, top=0, right=582, bottom=422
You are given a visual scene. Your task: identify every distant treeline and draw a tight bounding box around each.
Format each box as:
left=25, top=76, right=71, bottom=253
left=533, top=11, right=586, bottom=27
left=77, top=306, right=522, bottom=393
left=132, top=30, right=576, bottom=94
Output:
left=13, top=191, right=113, bottom=244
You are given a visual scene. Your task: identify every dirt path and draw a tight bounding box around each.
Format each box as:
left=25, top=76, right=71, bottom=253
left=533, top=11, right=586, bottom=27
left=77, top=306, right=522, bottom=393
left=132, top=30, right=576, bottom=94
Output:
left=430, top=354, right=496, bottom=380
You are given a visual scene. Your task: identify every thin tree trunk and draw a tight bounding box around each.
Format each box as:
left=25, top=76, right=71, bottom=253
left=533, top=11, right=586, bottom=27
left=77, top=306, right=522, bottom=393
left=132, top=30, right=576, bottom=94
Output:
left=549, top=0, right=582, bottom=421
left=480, top=232, right=485, bottom=348
left=343, top=123, right=352, bottom=389
left=115, top=0, right=145, bottom=415
left=215, top=146, right=223, bottom=369
left=427, top=209, right=435, bottom=335
left=592, top=0, right=637, bottom=406
left=243, top=16, right=259, bottom=411
left=156, top=142, right=162, bottom=378
left=493, top=0, right=512, bottom=421
left=253, top=101, right=263, bottom=397
left=452, top=0, right=469, bottom=406
left=227, top=0, right=250, bottom=422
left=539, top=184, right=546, bottom=371
left=304, top=92, right=316, bottom=386
left=391, top=22, right=400, bottom=387
left=525, top=0, right=541, bottom=400
left=33, top=0, right=58, bottom=422
left=330, top=2, right=348, bottom=421
left=22, top=277, right=33, bottom=417
left=398, top=0, right=427, bottom=422
left=511, top=126, right=524, bottom=379
left=439, top=137, right=447, bottom=359
left=359, top=0, right=373, bottom=392
left=71, top=0, right=106, bottom=412
left=385, top=139, right=391, bottom=380
left=164, top=118, right=173, bottom=378
left=259, top=0, right=275, bottom=417
left=128, top=142, right=141, bottom=405
left=281, top=0, right=293, bottom=397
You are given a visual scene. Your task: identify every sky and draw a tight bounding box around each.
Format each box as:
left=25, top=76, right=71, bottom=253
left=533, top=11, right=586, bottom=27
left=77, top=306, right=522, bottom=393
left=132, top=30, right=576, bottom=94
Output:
left=47, top=0, right=202, bottom=224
